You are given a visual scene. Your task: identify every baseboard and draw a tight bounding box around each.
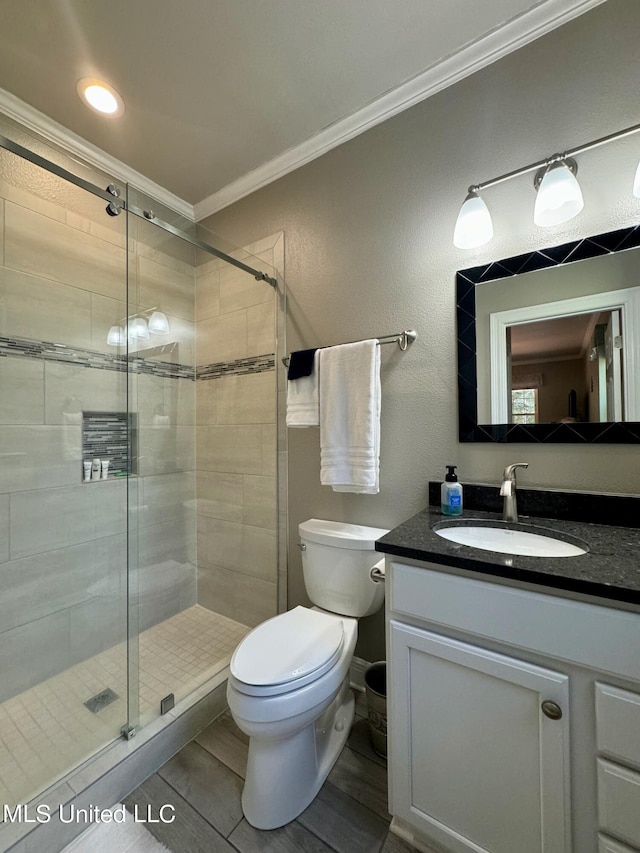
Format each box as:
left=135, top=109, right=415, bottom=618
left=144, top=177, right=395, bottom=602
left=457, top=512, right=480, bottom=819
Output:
left=350, top=656, right=371, bottom=692
left=389, top=816, right=446, bottom=853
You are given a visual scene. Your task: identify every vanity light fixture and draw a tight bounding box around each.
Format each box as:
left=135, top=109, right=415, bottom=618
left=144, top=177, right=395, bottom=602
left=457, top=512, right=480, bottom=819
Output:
left=106, top=308, right=170, bottom=345
left=129, top=318, right=150, bottom=340
left=453, top=188, right=493, bottom=249
left=148, top=311, right=170, bottom=335
left=454, top=119, right=640, bottom=249
left=533, top=157, right=583, bottom=227
left=77, top=78, right=125, bottom=117
left=107, top=325, right=126, bottom=346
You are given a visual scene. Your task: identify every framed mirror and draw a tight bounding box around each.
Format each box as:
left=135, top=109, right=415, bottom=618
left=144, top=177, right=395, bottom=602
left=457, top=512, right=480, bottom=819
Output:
left=457, top=222, right=640, bottom=443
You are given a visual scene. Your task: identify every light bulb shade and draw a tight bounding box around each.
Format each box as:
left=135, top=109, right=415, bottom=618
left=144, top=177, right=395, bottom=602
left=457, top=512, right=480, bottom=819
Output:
left=148, top=311, right=170, bottom=335
left=129, top=318, right=150, bottom=340
left=633, top=158, right=640, bottom=198
left=534, top=161, right=584, bottom=227
left=453, top=190, right=493, bottom=249
left=107, top=325, right=125, bottom=346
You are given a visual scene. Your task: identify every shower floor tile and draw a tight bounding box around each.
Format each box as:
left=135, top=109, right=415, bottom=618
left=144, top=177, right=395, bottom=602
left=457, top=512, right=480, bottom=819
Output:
left=0, top=605, right=249, bottom=810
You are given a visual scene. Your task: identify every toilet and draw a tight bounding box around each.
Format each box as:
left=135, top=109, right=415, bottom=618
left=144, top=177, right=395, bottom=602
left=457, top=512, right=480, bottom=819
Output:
left=227, top=518, right=389, bottom=830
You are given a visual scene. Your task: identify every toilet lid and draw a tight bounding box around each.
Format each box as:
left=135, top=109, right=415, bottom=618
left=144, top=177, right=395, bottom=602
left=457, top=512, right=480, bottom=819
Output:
left=230, top=606, right=344, bottom=689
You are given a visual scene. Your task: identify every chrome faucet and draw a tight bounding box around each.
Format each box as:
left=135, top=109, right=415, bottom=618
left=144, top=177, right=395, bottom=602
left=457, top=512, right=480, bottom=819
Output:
left=500, top=462, right=529, bottom=522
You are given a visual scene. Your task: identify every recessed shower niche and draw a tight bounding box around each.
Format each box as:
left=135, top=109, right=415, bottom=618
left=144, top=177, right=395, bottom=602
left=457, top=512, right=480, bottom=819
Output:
left=82, top=410, right=138, bottom=479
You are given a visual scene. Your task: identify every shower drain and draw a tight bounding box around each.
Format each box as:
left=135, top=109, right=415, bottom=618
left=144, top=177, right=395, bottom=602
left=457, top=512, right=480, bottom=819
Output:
left=84, top=687, right=119, bottom=714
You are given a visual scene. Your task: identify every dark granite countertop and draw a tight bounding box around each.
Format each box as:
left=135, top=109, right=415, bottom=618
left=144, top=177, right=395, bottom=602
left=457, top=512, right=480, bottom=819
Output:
left=375, top=507, right=640, bottom=606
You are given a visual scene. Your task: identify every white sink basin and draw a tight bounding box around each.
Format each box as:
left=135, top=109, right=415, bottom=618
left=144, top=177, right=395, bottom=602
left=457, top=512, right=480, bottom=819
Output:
left=434, top=522, right=587, bottom=558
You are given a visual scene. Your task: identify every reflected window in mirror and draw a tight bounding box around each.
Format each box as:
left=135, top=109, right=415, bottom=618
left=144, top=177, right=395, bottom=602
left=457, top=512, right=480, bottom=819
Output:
left=456, top=223, right=640, bottom=443
left=511, top=388, right=538, bottom=425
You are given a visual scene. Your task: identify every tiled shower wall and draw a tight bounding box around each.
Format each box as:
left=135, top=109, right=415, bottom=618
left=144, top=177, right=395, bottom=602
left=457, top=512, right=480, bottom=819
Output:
left=0, top=151, right=196, bottom=703
left=195, top=234, right=282, bottom=627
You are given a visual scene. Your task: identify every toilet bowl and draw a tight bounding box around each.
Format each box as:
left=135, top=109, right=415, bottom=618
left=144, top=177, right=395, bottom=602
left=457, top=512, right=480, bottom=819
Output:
left=228, top=607, right=357, bottom=829
left=227, top=518, right=388, bottom=830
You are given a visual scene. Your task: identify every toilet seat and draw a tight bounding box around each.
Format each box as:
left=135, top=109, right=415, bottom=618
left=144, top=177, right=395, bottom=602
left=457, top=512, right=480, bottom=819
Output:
left=230, top=606, right=345, bottom=697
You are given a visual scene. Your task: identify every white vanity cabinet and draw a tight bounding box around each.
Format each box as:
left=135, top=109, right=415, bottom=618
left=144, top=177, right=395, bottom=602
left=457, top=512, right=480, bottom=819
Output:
left=385, top=560, right=640, bottom=853
left=595, top=684, right=640, bottom=850
left=390, top=622, right=570, bottom=853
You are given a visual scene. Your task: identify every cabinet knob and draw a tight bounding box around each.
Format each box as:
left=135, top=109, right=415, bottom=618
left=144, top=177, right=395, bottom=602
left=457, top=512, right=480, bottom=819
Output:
left=541, top=700, right=563, bottom=720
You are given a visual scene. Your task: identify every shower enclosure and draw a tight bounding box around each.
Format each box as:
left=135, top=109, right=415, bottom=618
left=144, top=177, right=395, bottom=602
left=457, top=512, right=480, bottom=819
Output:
left=0, top=120, right=283, bottom=821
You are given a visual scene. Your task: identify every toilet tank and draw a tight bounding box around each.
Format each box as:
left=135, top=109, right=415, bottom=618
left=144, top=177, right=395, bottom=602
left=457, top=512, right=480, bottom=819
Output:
left=298, top=519, right=389, bottom=618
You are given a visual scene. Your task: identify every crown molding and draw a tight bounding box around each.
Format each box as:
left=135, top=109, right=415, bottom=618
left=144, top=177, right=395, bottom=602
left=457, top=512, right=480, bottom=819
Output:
left=0, top=87, right=194, bottom=221
left=194, top=0, right=606, bottom=221
left=0, top=0, right=606, bottom=225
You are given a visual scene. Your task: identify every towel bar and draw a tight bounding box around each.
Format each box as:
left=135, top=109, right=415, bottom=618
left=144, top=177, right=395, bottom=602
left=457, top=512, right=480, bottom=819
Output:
left=282, top=329, right=416, bottom=367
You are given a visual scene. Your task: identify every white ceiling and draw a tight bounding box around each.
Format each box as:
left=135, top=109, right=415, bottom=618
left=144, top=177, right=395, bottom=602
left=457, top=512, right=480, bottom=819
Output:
left=0, top=0, right=604, bottom=218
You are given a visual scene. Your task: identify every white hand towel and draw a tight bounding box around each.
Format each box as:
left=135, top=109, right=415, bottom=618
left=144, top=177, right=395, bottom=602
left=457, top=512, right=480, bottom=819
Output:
left=286, top=349, right=320, bottom=427
left=320, top=340, right=381, bottom=494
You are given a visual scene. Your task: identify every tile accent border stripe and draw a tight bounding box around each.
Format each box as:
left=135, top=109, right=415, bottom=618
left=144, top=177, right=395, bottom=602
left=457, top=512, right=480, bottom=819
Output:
left=196, top=353, right=275, bottom=380
left=0, top=334, right=194, bottom=378
left=0, top=334, right=274, bottom=380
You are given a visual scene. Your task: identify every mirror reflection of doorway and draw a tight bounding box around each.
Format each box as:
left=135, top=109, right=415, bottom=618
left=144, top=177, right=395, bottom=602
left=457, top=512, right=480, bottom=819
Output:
left=488, top=287, right=640, bottom=424
left=508, top=309, right=624, bottom=423
left=604, top=310, right=623, bottom=421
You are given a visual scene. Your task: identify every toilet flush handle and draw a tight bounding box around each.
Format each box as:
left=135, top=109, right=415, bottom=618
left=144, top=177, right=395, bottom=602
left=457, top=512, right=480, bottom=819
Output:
left=370, top=558, right=386, bottom=584
left=297, top=543, right=306, bottom=551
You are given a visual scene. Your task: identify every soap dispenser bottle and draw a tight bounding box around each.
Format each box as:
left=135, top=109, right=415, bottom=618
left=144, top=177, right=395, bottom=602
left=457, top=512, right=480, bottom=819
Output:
left=441, top=465, right=463, bottom=516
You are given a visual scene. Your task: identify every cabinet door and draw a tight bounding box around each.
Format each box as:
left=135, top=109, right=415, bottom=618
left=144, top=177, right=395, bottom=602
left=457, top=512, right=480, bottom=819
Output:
left=389, top=622, right=570, bottom=853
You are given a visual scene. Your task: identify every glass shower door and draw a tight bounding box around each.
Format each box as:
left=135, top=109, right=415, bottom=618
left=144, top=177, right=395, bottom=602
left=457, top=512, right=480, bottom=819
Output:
left=0, top=122, right=282, bottom=817
left=0, top=140, right=131, bottom=807
left=124, top=189, right=281, bottom=730
left=125, top=192, right=198, bottom=731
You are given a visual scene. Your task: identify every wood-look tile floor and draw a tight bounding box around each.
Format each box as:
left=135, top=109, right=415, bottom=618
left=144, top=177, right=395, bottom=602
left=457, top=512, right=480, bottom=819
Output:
left=121, top=695, right=424, bottom=853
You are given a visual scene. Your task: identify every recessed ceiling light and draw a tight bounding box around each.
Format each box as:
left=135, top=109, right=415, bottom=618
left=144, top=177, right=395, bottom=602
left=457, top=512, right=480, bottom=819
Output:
left=77, top=77, right=124, bottom=117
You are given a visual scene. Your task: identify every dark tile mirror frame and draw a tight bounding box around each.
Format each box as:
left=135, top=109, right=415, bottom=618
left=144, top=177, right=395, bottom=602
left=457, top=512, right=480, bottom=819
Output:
left=457, top=222, right=640, bottom=443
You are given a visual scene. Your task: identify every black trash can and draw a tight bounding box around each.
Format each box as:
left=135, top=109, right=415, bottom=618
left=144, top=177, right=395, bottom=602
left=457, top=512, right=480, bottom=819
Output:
left=364, top=661, right=387, bottom=758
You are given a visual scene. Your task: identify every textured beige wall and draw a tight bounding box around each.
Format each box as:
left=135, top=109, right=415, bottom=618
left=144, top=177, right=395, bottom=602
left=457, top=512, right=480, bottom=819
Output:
left=202, top=0, right=640, bottom=660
